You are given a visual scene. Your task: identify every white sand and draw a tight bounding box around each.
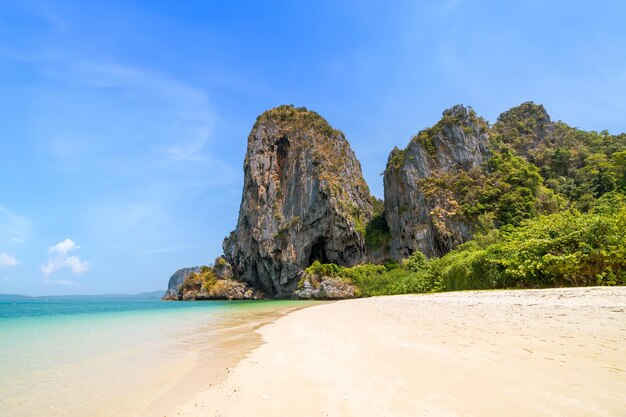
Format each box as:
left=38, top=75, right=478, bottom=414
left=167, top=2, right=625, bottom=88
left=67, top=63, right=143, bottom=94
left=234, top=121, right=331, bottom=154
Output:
left=172, top=287, right=626, bottom=417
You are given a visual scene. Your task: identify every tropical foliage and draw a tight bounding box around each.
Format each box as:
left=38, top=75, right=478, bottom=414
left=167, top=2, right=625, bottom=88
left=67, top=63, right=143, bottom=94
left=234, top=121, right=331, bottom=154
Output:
left=311, top=194, right=626, bottom=295
left=431, top=194, right=626, bottom=291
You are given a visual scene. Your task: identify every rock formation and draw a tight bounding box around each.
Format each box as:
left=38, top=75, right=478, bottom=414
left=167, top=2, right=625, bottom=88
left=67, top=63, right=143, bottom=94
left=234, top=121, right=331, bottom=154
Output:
left=162, top=266, right=202, bottom=300
left=164, top=101, right=626, bottom=299
left=291, top=261, right=360, bottom=300
left=383, top=105, right=491, bottom=258
left=164, top=258, right=264, bottom=300
left=292, top=274, right=357, bottom=300
left=223, top=105, right=374, bottom=297
left=179, top=276, right=264, bottom=301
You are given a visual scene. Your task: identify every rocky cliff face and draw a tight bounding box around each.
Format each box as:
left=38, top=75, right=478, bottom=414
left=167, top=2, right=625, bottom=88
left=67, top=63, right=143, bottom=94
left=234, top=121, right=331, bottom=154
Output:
left=162, top=266, right=202, bottom=300
left=383, top=105, right=490, bottom=259
left=224, top=105, right=374, bottom=297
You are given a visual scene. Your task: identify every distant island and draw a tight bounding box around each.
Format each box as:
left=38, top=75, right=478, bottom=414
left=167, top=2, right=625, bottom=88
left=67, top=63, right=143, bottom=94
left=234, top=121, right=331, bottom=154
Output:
left=0, top=291, right=165, bottom=301
left=164, top=103, right=626, bottom=300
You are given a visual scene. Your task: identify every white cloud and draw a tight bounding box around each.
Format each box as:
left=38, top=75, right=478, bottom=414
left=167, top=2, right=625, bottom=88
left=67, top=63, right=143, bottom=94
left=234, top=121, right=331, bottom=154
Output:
left=48, top=238, right=79, bottom=255
left=64, top=255, right=89, bottom=275
left=41, top=238, right=89, bottom=277
left=0, top=252, right=18, bottom=267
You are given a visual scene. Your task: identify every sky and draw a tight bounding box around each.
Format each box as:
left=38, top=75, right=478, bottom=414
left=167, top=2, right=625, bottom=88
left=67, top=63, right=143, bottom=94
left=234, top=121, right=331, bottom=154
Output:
left=1, top=0, right=625, bottom=295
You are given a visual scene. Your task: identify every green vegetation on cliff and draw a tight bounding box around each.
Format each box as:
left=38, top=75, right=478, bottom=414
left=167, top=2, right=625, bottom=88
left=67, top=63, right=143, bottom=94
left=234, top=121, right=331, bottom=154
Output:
left=493, top=102, right=626, bottom=211
left=302, top=257, right=438, bottom=297
left=364, top=197, right=391, bottom=250
left=310, top=195, right=626, bottom=295
left=411, top=105, right=490, bottom=157
left=382, top=102, right=626, bottom=262
left=253, top=104, right=342, bottom=138
left=432, top=193, right=626, bottom=290
left=418, top=146, right=565, bottom=228
left=180, top=266, right=216, bottom=294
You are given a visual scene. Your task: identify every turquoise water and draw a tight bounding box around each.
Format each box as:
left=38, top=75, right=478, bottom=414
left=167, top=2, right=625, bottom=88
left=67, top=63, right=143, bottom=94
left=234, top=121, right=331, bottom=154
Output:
left=0, top=298, right=304, bottom=417
left=0, top=298, right=236, bottom=318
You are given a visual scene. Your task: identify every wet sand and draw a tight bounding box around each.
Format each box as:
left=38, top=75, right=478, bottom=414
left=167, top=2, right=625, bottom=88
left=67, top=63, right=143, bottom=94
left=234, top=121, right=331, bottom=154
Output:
left=172, top=287, right=626, bottom=417
left=138, top=301, right=317, bottom=417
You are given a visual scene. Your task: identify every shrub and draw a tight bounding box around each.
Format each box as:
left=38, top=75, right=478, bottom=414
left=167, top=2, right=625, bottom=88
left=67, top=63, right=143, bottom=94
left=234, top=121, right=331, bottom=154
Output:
left=305, top=261, right=341, bottom=278
left=301, top=261, right=439, bottom=297
left=433, top=202, right=626, bottom=290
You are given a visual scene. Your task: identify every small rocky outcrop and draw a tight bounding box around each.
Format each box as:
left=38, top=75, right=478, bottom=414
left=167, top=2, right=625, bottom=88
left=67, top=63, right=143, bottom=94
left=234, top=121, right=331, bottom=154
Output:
left=224, top=105, right=374, bottom=298
left=292, top=263, right=358, bottom=299
left=384, top=105, right=491, bottom=258
left=181, top=278, right=264, bottom=300
left=165, top=258, right=264, bottom=300
left=162, top=266, right=202, bottom=300
left=292, top=276, right=357, bottom=299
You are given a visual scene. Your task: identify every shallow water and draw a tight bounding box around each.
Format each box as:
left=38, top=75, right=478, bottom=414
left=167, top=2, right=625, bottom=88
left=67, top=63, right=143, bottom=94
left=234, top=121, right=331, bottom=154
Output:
left=0, top=299, right=308, bottom=417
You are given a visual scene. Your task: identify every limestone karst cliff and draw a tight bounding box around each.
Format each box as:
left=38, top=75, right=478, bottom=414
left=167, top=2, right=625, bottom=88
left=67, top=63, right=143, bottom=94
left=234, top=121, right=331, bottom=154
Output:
left=383, top=105, right=491, bottom=258
left=164, top=101, right=624, bottom=299
left=223, top=105, right=374, bottom=297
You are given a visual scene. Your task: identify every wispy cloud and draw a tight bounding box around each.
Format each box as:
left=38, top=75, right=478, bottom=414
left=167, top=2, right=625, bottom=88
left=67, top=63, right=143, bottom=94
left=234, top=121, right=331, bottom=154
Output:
left=0, top=206, right=32, bottom=244
left=41, top=238, right=89, bottom=277
left=36, top=56, right=241, bottom=190
left=15, top=1, right=69, bottom=32
left=45, top=59, right=215, bottom=161
left=140, top=245, right=192, bottom=257
left=440, top=0, right=464, bottom=15
left=42, top=278, right=81, bottom=287
left=0, top=252, right=18, bottom=267
left=0, top=44, right=50, bottom=62
left=159, top=134, right=211, bottom=162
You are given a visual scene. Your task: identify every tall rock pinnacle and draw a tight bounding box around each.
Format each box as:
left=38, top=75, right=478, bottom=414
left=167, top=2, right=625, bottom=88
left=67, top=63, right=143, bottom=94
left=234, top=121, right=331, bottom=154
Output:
left=224, top=105, right=374, bottom=297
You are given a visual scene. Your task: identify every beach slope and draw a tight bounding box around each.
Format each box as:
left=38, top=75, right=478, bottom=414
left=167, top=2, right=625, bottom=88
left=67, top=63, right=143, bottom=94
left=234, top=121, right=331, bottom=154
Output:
left=175, top=287, right=626, bottom=417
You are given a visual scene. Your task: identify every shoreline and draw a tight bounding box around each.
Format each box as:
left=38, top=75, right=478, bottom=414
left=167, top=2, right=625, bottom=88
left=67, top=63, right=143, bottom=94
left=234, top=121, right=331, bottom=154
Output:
left=137, top=300, right=320, bottom=417
left=170, top=286, right=626, bottom=417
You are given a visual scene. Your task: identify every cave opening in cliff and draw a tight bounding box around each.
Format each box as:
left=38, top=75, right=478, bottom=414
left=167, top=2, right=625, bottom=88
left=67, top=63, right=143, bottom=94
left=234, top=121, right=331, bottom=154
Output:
left=276, top=135, right=290, bottom=173
left=308, top=238, right=329, bottom=266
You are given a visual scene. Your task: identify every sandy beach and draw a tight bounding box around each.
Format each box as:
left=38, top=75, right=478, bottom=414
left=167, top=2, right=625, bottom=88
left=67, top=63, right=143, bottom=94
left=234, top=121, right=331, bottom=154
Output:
left=172, top=287, right=626, bottom=417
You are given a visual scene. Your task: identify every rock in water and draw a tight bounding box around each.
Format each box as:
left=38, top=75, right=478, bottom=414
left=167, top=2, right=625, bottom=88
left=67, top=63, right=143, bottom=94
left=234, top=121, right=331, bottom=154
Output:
left=224, top=105, right=374, bottom=297
left=384, top=105, right=490, bottom=258
left=162, top=266, right=202, bottom=300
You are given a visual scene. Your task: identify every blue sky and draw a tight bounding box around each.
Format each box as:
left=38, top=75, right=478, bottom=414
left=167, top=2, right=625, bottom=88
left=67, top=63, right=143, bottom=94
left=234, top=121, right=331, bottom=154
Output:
left=1, top=0, right=625, bottom=295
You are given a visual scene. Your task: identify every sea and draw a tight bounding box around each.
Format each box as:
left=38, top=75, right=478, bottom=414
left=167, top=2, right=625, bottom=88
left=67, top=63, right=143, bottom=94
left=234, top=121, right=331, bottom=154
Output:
left=0, top=297, right=307, bottom=417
